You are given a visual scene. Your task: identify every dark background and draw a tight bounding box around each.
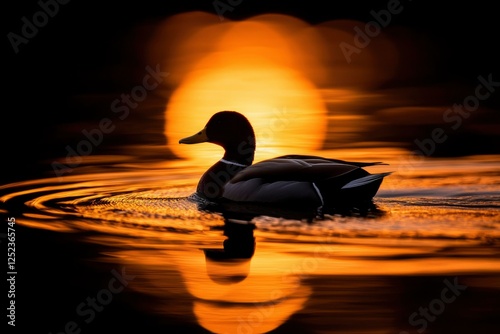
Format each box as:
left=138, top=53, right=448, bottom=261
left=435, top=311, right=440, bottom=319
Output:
left=3, top=0, right=500, bottom=184
left=2, top=2, right=500, bottom=334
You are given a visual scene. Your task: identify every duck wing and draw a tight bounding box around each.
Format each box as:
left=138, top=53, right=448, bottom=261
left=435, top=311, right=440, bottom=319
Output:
left=275, top=154, right=387, bottom=167
left=223, top=178, right=322, bottom=206
left=223, top=156, right=390, bottom=208
left=230, top=156, right=360, bottom=183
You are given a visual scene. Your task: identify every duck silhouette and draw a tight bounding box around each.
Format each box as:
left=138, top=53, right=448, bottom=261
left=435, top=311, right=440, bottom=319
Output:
left=201, top=217, right=256, bottom=284
left=180, top=111, right=390, bottom=216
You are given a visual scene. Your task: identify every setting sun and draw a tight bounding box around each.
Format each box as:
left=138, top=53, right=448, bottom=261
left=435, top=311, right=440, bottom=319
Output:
left=155, top=14, right=329, bottom=163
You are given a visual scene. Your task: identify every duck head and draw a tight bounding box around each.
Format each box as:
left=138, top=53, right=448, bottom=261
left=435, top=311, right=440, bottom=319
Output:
left=179, top=111, right=256, bottom=165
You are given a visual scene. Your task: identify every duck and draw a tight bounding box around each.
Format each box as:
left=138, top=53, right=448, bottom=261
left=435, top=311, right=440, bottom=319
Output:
left=179, top=111, right=391, bottom=215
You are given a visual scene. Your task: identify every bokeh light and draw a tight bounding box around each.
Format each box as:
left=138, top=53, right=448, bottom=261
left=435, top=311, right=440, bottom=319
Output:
left=146, top=11, right=453, bottom=164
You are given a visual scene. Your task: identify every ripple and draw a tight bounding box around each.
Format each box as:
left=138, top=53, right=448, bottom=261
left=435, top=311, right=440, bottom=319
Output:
left=1, top=161, right=499, bottom=244
left=0, top=167, right=220, bottom=235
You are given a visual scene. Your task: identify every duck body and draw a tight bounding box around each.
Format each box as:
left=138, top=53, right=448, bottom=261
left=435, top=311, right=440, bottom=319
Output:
left=180, top=111, right=390, bottom=213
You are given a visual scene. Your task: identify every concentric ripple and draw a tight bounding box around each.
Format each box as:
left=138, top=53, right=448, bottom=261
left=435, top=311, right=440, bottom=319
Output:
left=0, top=164, right=217, bottom=235
left=1, top=158, right=500, bottom=244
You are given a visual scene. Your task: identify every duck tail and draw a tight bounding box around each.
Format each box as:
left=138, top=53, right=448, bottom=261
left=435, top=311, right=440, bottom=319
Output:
left=340, top=172, right=392, bottom=190
left=333, top=171, right=392, bottom=205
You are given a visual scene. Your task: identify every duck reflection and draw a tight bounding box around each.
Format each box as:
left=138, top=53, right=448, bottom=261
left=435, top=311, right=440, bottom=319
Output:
left=202, top=218, right=256, bottom=284
left=120, top=204, right=384, bottom=333
left=184, top=214, right=311, bottom=334
left=180, top=190, right=384, bottom=333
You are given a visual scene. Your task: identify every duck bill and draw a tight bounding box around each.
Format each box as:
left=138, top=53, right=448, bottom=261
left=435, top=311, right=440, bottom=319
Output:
left=179, top=127, right=209, bottom=144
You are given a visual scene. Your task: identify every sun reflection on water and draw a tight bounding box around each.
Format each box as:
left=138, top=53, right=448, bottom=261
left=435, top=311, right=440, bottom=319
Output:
left=1, top=152, right=499, bottom=333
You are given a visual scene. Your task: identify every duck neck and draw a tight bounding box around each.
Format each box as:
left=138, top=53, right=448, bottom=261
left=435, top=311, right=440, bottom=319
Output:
left=222, top=150, right=254, bottom=167
left=222, top=136, right=255, bottom=166
left=197, top=144, right=254, bottom=199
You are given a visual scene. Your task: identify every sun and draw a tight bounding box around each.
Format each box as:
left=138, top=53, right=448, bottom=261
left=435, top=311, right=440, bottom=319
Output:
left=159, top=14, right=329, bottom=164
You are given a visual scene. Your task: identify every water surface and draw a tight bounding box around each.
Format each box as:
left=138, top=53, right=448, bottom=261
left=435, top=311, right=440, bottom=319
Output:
left=1, top=149, right=499, bottom=333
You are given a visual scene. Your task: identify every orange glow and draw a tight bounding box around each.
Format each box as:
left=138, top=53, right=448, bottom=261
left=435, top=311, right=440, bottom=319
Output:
left=155, top=14, right=330, bottom=163
left=193, top=286, right=311, bottom=334
left=145, top=12, right=449, bottom=163
left=154, top=248, right=312, bottom=334
left=166, top=58, right=328, bottom=162
left=2, top=155, right=500, bottom=333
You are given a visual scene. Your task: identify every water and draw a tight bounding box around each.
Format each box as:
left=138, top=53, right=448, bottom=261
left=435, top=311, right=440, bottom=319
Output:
left=1, top=150, right=499, bottom=333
